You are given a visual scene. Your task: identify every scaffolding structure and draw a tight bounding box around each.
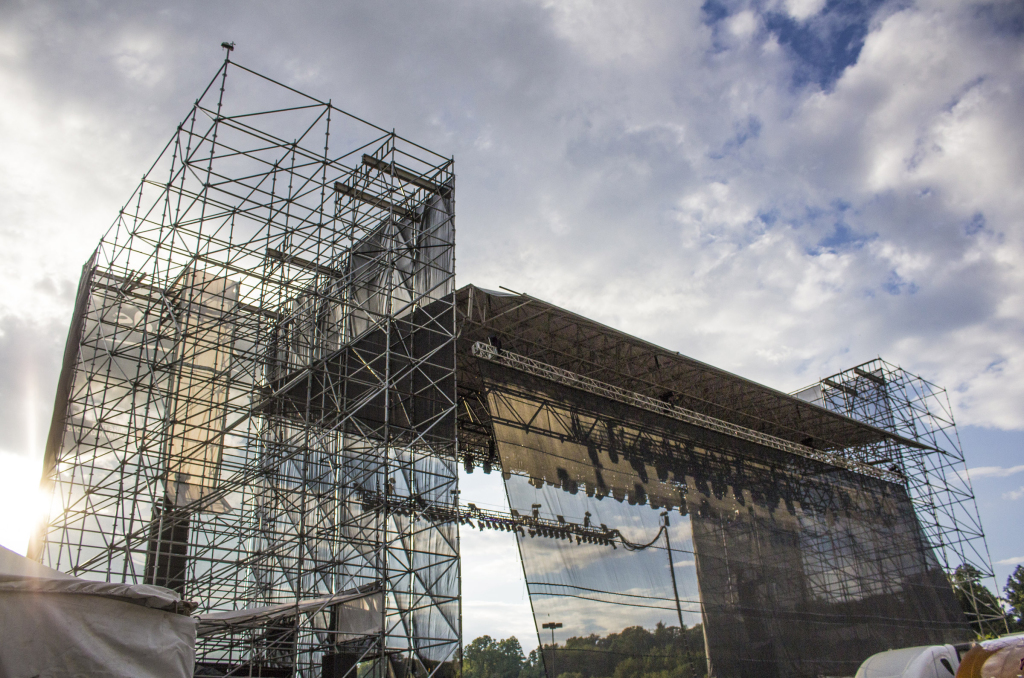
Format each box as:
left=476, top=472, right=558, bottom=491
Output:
left=26, top=46, right=997, bottom=677
left=30, top=53, right=460, bottom=677
left=794, top=358, right=1003, bottom=633
left=453, top=287, right=974, bottom=677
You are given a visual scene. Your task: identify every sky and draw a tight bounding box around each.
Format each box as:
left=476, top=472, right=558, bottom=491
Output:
left=0, top=0, right=1022, bottom=652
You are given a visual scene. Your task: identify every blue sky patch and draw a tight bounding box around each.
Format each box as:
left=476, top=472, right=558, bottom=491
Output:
left=966, top=212, right=987, bottom=236
left=700, top=0, right=888, bottom=89
left=701, top=0, right=731, bottom=25
left=883, top=269, right=918, bottom=295
left=764, top=0, right=888, bottom=90
left=816, top=222, right=870, bottom=251
left=710, top=115, right=763, bottom=159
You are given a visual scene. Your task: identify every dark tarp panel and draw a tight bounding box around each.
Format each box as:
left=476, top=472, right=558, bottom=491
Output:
left=480, top=362, right=969, bottom=678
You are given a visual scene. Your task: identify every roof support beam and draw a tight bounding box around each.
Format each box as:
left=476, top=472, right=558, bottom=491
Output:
left=472, top=341, right=903, bottom=485
left=362, top=154, right=446, bottom=194
left=334, top=181, right=415, bottom=221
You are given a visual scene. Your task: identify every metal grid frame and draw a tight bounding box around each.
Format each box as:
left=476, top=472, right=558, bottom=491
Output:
left=798, top=358, right=1004, bottom=633
left=454, top=286, right=915, bottom=451
left=471, top=352, right=969, bottom=678
left=31, top=53, right=460, bottom=678
left=452, top=287, right=980, bottom=673
left=471, top=341, right=900, bottom=483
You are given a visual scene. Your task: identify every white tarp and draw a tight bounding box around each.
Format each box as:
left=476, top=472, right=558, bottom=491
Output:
left=196, top=585, right=382, bottom=640
left=0, top=545, right=196, bottom=678
left=855, top=644, right=960, bottom=678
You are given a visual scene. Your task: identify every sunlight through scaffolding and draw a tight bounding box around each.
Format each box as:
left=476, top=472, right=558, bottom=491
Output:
left=31, top=53, right=459, bottom=678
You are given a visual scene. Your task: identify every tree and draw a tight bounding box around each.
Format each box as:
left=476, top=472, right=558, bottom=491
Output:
left=519, top=648, right=546, bottom=678
left=464, top=635, right=526, bottom=678
left=463, top=625, right=707, bottom=678
left=950, top=564, right=1007, bottom=637
left=1004, top=565, right=1024, bottom=632
left=538, top=623, right=705, bottom=678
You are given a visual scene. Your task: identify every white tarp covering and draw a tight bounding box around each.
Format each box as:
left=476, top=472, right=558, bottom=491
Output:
left=196, top=585, right=382, bottom=640
left=858, top=635, right=1024, bottom=678
left=855, top=644, right=960, bottom=678
left=0, top=545, right=196, bottom=678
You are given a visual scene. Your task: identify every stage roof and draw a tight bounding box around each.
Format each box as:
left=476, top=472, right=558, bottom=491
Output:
left=455, top=284, right=910, bottom=453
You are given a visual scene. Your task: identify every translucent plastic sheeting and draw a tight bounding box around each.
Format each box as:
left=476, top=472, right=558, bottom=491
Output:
left=196, top=587, right=382, bottom=640
left=480, top=363, right=969, bottom=678
left=385, top=450, right=461, bottom=662
left=167, top=269, right=238, bottom=512
left=503, top=472, right=708, bottom=678
left=348, top=190, right=455, bottom=340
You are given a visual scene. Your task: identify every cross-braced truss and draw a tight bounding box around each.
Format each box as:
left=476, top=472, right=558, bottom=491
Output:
left=796, top=358, right=1003, bottom=634
left=31, top=55, right=459, bottom=678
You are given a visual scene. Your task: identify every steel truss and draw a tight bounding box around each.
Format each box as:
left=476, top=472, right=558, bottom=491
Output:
left=468, top=343, right=971, bottom=675
left=472, top=342, right=903, bottom=483
left=796, top=358, right=1003, bottom=632
left=31, top=54, right=460, bottom=678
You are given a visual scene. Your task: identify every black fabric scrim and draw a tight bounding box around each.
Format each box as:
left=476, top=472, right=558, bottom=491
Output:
left=479, top=362, right=969, bottom=678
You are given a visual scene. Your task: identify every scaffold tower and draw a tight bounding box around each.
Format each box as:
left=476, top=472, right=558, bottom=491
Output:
left=795, top=358, right=1004, bottom=634
left=30, top=51, right=459, bottom=677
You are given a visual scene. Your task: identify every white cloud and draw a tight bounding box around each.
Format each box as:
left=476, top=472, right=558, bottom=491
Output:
left=463, top=600, right=538, bottom=648
left=997, top=556, right=1024, bottom=566
left=726, top=11, right=759, bottom=40
left=110, top=32, right=169, bottom=87
left=535, top=0, right=680, bottom=65
left=964, top=465, right=1024, bottom=480
left=1004, top=486, right=1024, bottom=501
left=784, top=0, right=827, bottom=22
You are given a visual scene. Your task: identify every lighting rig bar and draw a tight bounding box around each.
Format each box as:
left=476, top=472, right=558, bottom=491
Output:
left=356, top=489, right=624, bottom=548
left=471, top=342, right=902, bottom=485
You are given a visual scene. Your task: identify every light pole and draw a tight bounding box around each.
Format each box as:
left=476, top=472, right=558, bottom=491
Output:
left=541, top=622, right=563, bottom=678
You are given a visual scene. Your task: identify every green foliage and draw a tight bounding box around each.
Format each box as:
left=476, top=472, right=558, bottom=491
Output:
left=464, top=623, right=706, bottom=678
left=1004, top=565, right=1024, bottom=632
left=551, top=623, right=706, bottom=678
left=949, top=564, right=1007, bottom=637
left=463, top=635, right=527, bottom=678
left=519, top=648, right=545, bottom=678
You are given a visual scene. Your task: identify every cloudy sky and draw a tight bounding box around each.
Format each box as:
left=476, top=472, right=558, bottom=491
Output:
left=0, top=0, right=1022, bottom=649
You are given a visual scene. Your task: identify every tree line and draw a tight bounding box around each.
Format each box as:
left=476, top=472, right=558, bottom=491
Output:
left=951, top=563, right=1024, bottom=636
left=461, top=623, right=707, bottom=678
